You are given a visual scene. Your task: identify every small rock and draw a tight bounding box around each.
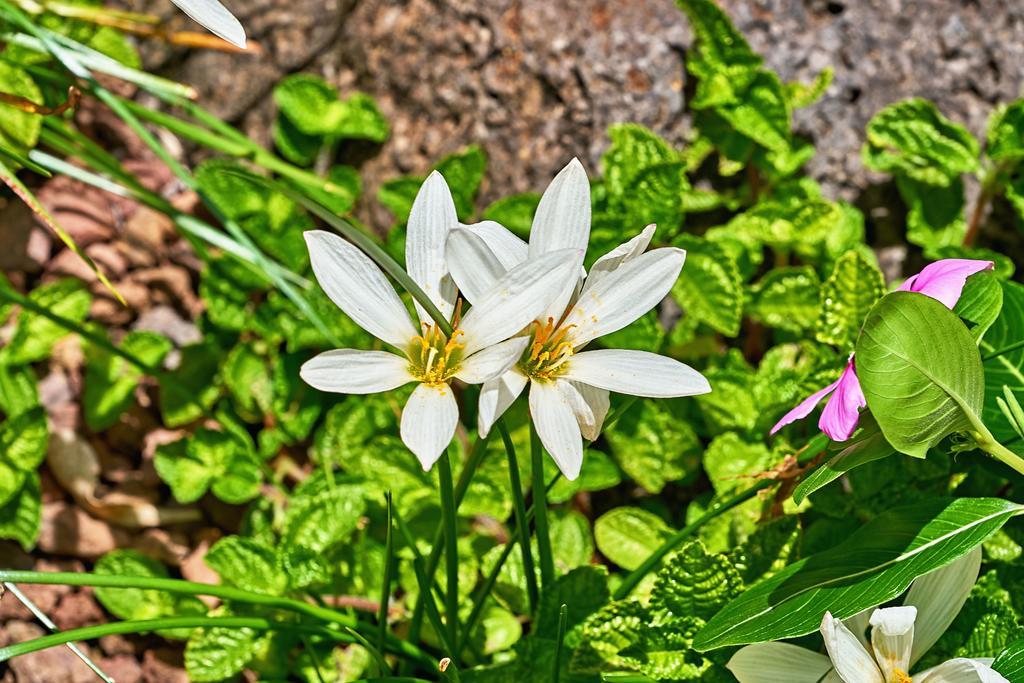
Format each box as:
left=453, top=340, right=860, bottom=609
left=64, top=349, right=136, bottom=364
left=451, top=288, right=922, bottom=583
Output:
left=142, top=646, right=189, bottom=683
left=133, top=306, right=201, bottom=346
left=99, top=654, right=144, bottom=683
left=99, top=633, right=138, bottom=656
left=37, top=503, right=130, bottom=558
left=0, top=583, right=63, bottom=621
left=52, top=591, right=104, bottom=631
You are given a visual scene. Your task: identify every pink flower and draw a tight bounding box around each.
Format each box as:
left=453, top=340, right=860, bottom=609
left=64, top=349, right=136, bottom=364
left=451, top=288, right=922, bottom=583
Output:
left=771, top=258, right=993, bottom=441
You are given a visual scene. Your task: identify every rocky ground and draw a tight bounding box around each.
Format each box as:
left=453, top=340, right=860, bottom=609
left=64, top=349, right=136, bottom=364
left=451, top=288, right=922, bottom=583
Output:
left=2, top=1, right=1023, bottom=680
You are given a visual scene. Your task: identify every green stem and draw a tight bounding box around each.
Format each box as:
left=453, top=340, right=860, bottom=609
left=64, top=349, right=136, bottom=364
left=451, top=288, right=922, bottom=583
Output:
left=530, top=421, right=556, bottom=589
left=0, top=616, right=349, bottom=662
left=406, top=434, right=489, bottom=649
left=978, top=436, right=1024, bottom=476
left=437, top=454, right=460, bottom=660
left=983, top=338, right=1024, bottom=361
left=612, top=432, right=831, bottom=600
left=553, top=603, right=568, bottom=683
left=497, top=420, right=538, bottom=613
left=377, top=491, right=395, bottom=674
left=457, top=474, right=560, bottom=654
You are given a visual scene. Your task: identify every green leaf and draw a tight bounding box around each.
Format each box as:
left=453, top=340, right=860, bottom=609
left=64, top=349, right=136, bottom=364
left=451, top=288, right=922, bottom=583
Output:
left=0, top=363, right=39, bottom=418
left=282, top=485, right=366, bottom=554
left=694, top=497, right=1023, bottom=650
left=222, top=343, right=273, bottom=419
left=896, top=175, right=967, bottom=249
left=702, top=432, right=773, bottom=495
left=535, top=565, right=610, bottom=640
left=980, top=281, right=1024, bottom=442
left=715, top=71, right=791, bottom=153
left=551, top=510, right=595, bottom=574
left=377, top=176, right=424, bottom=224
left=185, top=620, right=262, bottom=682
left=748, top=266, right=821, bottom=332
left=856, top=292, right=985, bottom=458
left=815, top=249, right=885, bottom=350
left=94, top=549, right=207, bottom=638
left=0, top=471, right=40, bottom=551
left=4, top=279, right=90, bottom=365
left=670, top=234, right=743, bottom=336
left=333, top=93, right=389, bottom=142
left=84, top=331, right=171, bottom=431
left=652, top=541, right=743, bottom=620
left=158, top=343, right=222, bottom=428
left=0, top=406, right=47, bottom=472
left=793, top=421, right=897, bottom=504
left=993, top=639, right=1024, bottom=679
left=594, top=507, right=673, bottom=571
left=786, top=67, right=833, bottom=109
left=154, top=429, right=261, bottom=504
left=205, top=536, right=287, bottom=596
left=954, top=269, right=1003, bottom=342
left=680, top=0, right=761, bottom=108
left=987, top=100, right=1024, bottom=163
left=0, top=61, right=43, bottom=154
left=863, top=98, right=980, bottom=185
left=728, top=516, right=801, bottom=585
left=273, top=113, right=321, bottom=166
left=601, top=124, right=680, bottom=214
left=604, top=400, right=701, bottom=493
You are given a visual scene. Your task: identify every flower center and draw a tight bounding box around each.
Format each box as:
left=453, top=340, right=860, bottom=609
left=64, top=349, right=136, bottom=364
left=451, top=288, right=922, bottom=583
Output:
left=408, top=322, right=464, bottom=385
left=519, top=317, right=575, bottom=380
left=892, top=670, right=912, bottom=683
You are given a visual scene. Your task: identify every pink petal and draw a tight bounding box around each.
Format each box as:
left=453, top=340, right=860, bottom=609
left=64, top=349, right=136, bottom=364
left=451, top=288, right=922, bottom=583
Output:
left=896, top=259, right=994, bottom=309
left=770, top=378, right=840, bottom=435
left=818, top=360, right=866, bottom=441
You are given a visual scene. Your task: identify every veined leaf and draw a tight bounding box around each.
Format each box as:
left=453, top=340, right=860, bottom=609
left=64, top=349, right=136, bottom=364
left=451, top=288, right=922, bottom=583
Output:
left=694, top=497, right=1024, bottom=650
left=993, top=639, right=1024, bottom=679
left=860, top=292, right=987, bottom=458
left=671, top=234, right=743, bottom=336
left=987, top=100, right=1024, bottom=163
left=793, top=418, right=897, bottom=504
left=863, top=98, right=980, bottom=185
left=980, top=280, right=1024, bottom=442
left=815, top=250, right=885, bottom=350
left=857, top=292, right=985, bottom=458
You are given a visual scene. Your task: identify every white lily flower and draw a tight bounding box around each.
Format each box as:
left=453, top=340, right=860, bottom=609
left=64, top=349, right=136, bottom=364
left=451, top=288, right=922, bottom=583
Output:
left=446, top=158, right=710, bottom=480
left=727, top=548, right=1008, bottom=683
left=300, top=172, right=583, bottom=470
left=170, top=0, right=246, bottom=49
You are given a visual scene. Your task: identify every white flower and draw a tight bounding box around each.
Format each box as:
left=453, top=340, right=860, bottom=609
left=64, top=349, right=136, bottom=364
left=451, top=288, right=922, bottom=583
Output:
left=170, top=0, right=246, bottom=49
left=446, top=158, right=711, bottom=480
left=300, top=172, right=582, bottom=470
left=727, top=548, right=1008, bottom=683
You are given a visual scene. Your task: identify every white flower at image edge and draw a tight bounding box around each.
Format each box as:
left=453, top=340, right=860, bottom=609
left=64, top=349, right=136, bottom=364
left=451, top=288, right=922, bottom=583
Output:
left=446, top=158, right=711, bottom=480
left=299, top=172, right=582, bottom=470
left=170, top=0, right=247, bottom=48
left=727, top=548, right=1008, bottom=683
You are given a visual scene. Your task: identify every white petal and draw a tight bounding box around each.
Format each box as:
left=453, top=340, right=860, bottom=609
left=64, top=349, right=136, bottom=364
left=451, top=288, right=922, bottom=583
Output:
left=477, top=370, right=529, bottom=438
left=870, top=606, right=916, bottom=681
left=820, top=612, right=884, bottom=683
left=460, top=248, right=583, bottom=356
left=584, top=224, right=657, bottom=290
left=407, top=172, right=458, bottom=323
left=912, top=658, right=1009, bottom=683
left=304, top=231, right=416, bottom=348
left=460, top=220, right=528, bottom=272
left=447, top=225, right=509, bottom=305
left=529, top=380, right=583, bottom=480
left=845, top=607, right=874, bottom=649
left=170, top=0, right=246, bottom=48
left=726, top=643, right=835, bottom=683
left=570, top=381, right=609, bottom=441
left=905, top=547, right=982, bottom=666
left=455, top=337, right=530, bottom=384
left=300, top=349, right=413, bottom=394
left=563, top=247, right=685, bottom=347
left=559, top=380, right=596, bottom=443
left=528, top=158, right=591, bottom=259
left=400, top=383, right=459, bottom=471
left=562, top=350, right=710, bottom=398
